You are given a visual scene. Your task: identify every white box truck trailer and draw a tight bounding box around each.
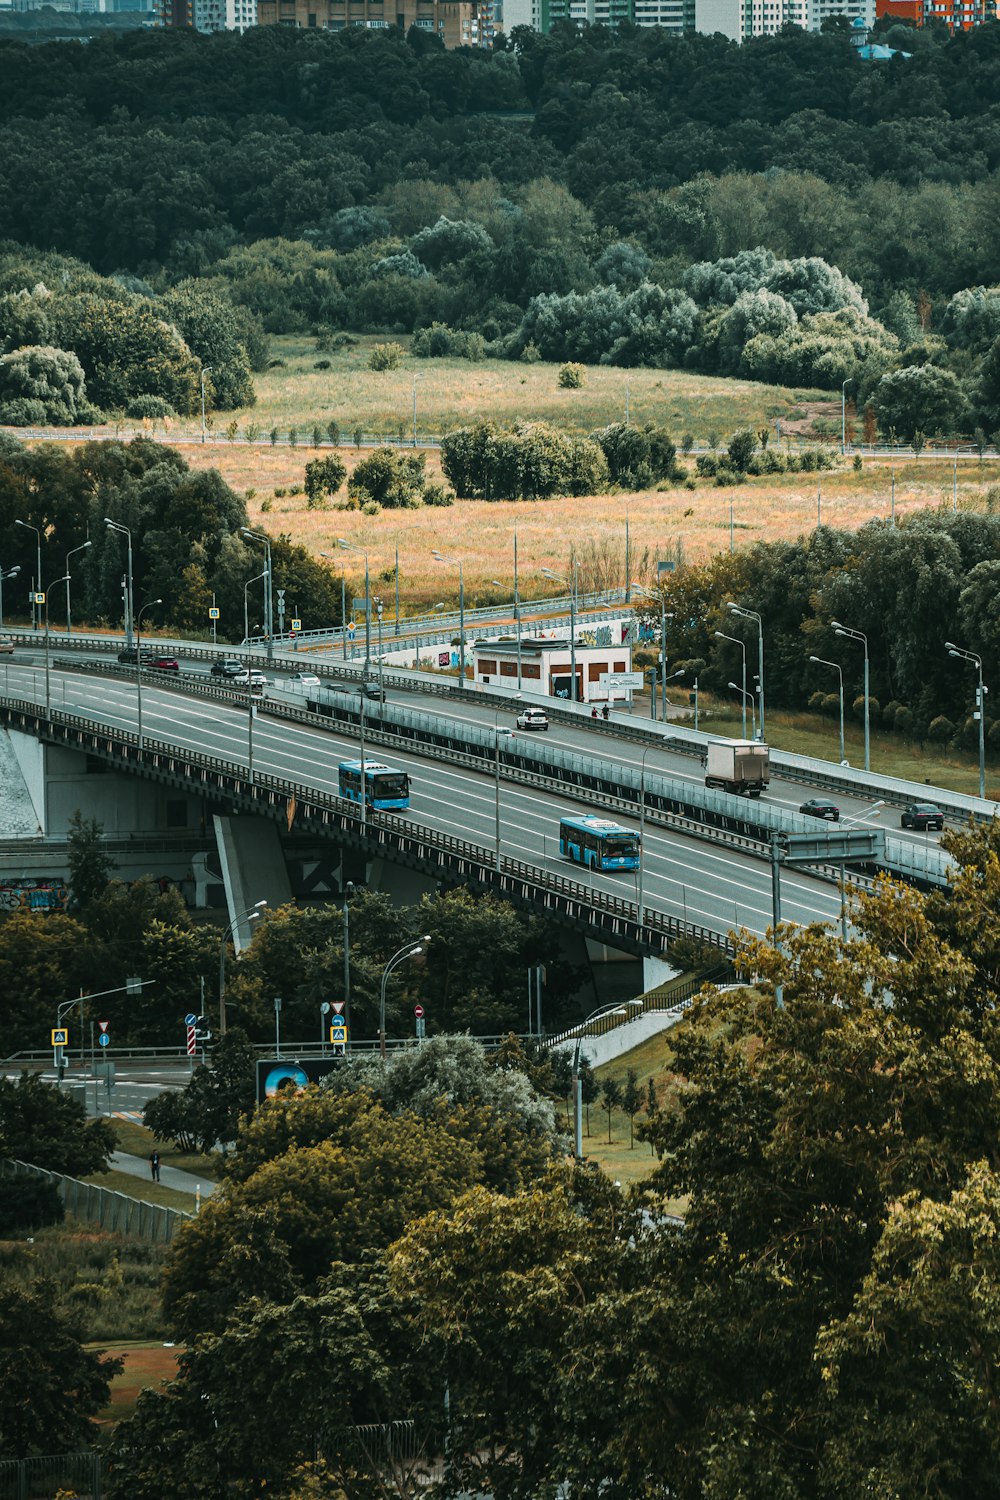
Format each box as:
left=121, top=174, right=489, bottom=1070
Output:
left=704, top=740, right=770, bottom=798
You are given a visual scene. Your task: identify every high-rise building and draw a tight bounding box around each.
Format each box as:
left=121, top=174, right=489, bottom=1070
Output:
left=192, top=0, right=256, bottom=28
left=877, top=0, right=987, bottom=29
left=256, top=0, right=482, bottom=44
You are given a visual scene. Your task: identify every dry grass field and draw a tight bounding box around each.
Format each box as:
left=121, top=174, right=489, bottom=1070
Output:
left=26, top=339, right=1000, bottom=611
left=176, top=440, right=1000, bottom=614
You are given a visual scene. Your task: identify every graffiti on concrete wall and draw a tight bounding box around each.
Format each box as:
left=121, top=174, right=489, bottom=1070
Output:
left=0, top=878, right=69, bottom=912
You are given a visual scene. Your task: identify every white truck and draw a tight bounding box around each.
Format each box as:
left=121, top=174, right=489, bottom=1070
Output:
left=704, top=740, right=770, bottom=798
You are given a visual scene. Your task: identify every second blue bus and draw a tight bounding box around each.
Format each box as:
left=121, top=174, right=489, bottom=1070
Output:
left=558, top=814, right=640, bottom=871
left=338, top=759, right=411, bottom=810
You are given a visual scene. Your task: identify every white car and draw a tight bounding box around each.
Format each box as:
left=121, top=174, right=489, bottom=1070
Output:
left=516, top=708, right=549, bottom=731
left=288, top=671, right=320, bottom=688
left=0, top=636, right=13, bottom=655
left=233, top=669, right=269, bottom=689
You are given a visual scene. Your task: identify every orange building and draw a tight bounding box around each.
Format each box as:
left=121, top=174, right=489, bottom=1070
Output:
left=875, top=0, right=990, bottom=30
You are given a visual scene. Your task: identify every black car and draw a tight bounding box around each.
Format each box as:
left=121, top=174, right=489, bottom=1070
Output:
left=117, top=647, right=154, bottom=665
left=800, top=798, right=840, bottom=822
left=211, top=658, right=244, bottom=678
left=901, top=802, right=944, bottom=831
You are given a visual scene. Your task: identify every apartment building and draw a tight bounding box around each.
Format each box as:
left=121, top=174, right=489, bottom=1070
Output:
left=256, top=0, right=481, bottom=41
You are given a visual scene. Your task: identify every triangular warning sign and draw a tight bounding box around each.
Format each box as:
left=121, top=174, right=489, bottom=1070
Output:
left=331, top=1002, right=345, bottom=1015
left=98, top=1021, right=109, bottom=1033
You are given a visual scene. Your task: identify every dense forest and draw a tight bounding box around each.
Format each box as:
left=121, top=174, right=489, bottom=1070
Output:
left=3, top=25, right=1000, bottom=431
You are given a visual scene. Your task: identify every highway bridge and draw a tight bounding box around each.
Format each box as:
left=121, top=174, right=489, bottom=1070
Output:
left=0, top=629, right=970, bottom=968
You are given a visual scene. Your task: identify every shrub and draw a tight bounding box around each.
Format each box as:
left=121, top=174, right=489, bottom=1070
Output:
left=928, top=714, right=955, bottom=743
left=412, top=323, right=486, bottom=362
left=368, top=342, right=404, bottom=372
left=351, top=447, right=425, bottom=508
left=558, top=362, right=586, bottom=389
left=695, top=454, right=718, bottom=477
left=423, top=483, right=454, bottom=507
left=125, top=394, right=175, bottom=419
left=441, top=420, right=608, bottom=501
left=313, top=360, right=331, bottom=371
left=727, top=428, right=757, bottom=473
left=0, top=344, right=90, bottom=425
left=894, top=706, right=914, bottom=737
left=304, top=455, right=347, bottom=508
left=520, top=341, right=540, bottom=364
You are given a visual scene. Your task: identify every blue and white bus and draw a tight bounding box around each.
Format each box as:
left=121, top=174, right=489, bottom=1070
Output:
left=338, top=759, right=410, bottom=810
left=558, top=814, right=640, bottom=872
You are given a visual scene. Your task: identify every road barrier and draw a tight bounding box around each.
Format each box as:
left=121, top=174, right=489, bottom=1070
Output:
left=1, top=1158, right=191, bottom=1243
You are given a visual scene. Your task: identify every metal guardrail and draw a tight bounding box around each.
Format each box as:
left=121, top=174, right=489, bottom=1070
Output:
left=0, top=1451, right=103, bottom=1500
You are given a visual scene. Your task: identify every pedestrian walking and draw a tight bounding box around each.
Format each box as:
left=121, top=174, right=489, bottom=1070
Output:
left=602, top=703, right=610, bottom=721
left=150, top=1151, right=160, bottom=1182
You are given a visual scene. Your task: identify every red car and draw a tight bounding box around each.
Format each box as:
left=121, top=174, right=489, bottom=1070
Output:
left=148, top=656, right=180, bottom=672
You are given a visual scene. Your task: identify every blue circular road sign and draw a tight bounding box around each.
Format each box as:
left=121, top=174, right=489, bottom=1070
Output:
left=99, top=1033, right=110, bottom=1047
left=185, top=1013, right=197, bottom=1026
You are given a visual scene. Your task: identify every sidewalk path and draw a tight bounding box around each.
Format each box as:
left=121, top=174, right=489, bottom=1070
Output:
left=110, top=1150, right=217, bottom=1198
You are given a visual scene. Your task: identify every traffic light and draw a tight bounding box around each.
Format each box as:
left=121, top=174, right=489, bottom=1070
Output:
left=194, top=1015, right=213, bottom=1042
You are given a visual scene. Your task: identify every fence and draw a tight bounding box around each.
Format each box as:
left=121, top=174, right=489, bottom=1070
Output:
left=1, top=1160, right=191, bottom=1243
left=0, top=1452, right=102, bottom=1500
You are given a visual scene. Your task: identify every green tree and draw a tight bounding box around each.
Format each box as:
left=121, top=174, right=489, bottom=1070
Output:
left=350, top=447, right=424, bottom=508
left=303, top=453, right=347, bottom=508
left=0, top=344, right=91, bottom=426
left=66, top=810, right=116, bottom=908
left=727, top=427, right=757, bottom=473
left=143, top=1028, right=257, bottom=1156
left=600, top=1076, right=621, bottom=1144
left=0, top=1282, right=122, bottom=1458
left=620, top=1066, right=642, bottom=1149
left=0, top=1071, right=115, bottom=1175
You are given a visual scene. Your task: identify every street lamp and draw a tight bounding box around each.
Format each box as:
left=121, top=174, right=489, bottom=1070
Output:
left=242, top=528, right=274, bottom=664
left=379, top=936, right=430, bottom=1057
left=432, top=550, right=467, bottom=684
left=43, top=574, right=70, bottom=713
left=716, top=630, right=748, bottom=738
left=542, top=565, right=579, bottom=703
left=64, top=540, right=91, bottom=635
left=320, top=551, right=350, bottom=660
left=0, top=564, right=20, bottom=629
left=200, top=367, right=212, bottom=444
left=104, top=518, right=135, bottom=649
left=338, top=538, right=371, bottom=675
left=636, top=747, right=652, bottom=925
left=244, top=568, right=267, bottom=646
left=342, top=880, right=355, bottom=1040
left=727, top=602, right=765, bottom=740
left=946, top=641, right=987, bottom=800
left=837, top=800, right=884, bottom=941
left=727, top=681, right=756, bottom=740
left=571, top=1004, right=627, bottom=1160
left=809, top=654, right=845, bottom=765
left=15, top=518, right=42, bottom=631
left=831, top=620, right=870, bottom=772
left=493, top=711, right=505, bottom=872
left=841, top=378, right=851, bottom=455
left=135, top=598, right=163, bottom=754
left=218, top=900, right=267, bottom=1035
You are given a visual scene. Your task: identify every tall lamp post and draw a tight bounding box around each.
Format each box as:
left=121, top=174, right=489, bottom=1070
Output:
left=241, top=528, right=274, bottom=664
left=0, top=564, right=20, bottom=629
left=636, top=747, right=652, bottom=926
left=809, top=654, right=845, bottom=765
left=15, top=518, right=42, bottom=631
left=727, top=681, right=756, bottom=741
left=218, top=900, right=267, bottom=1035
left=715, top=630, right=748, bottom=737
left=243, top=569, right=266, bottom=645
left=432, top=550, right=467, bottom=684
left=200, top=367, right=212, bottom=444
left=727, top=602, right=765, bottom=740
left=320, top=552, right=350, bottom=660
left=64, top=540, right=92, bottom=635
left=571, top=1004, right=627, bottom=1159
left=135, top=598, right=163, bottom=755
left=338, top=538, right=371, bottom=676
left=43, top=574, right=70, bottom=713
left=542, top=565, right=579, bottom=703
left=379, top=936, right=430, bottom=1057
left=831, top=620, right=870, bottom=772
left=946, top=641, right=987, bottom=800
left=104, top=517, right=135, bottom=649
left=841, top=378, right=851, bottom=455
left=342, top=880, right=355, bottom=1040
